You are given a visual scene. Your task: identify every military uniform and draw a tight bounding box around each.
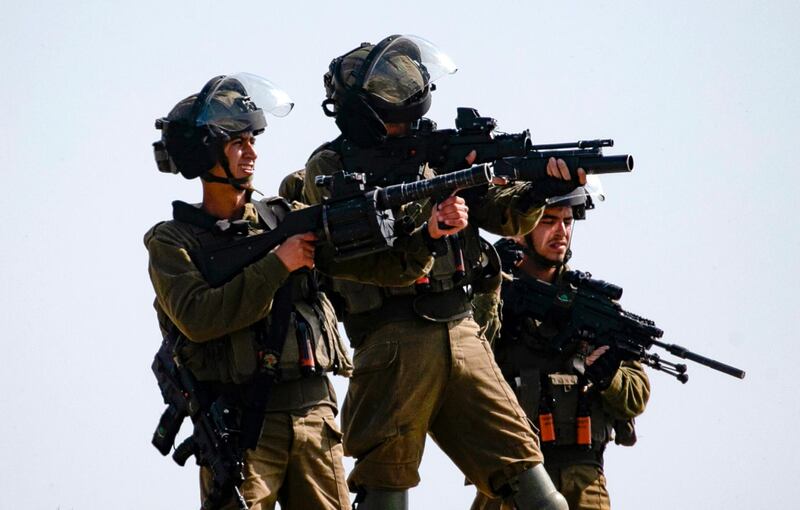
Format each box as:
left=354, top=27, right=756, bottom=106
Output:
left=304, top=148, right=549, bottom=497
left=471, top=269, right=650, bottom=510
left=145, top=198, right=434, bottom=509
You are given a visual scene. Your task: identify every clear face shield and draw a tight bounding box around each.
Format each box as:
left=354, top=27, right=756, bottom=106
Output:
left=194, top=72, right=294, bottom=135
left=361, top=35, right=457, bottom=106
left=544, top=175, right=605, bottom=219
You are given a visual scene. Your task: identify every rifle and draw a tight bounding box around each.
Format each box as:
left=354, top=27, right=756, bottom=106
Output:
left=191, top=163, right=493, bottom=287
left=339, top=107, right=531, bottom=186
left=339, top=107, right=634, bottom=186
left=503, top=270, right=746, bottom=383
left=493, top=139, right=633, bottom=182
left=152, top=334, right=248, bottom=510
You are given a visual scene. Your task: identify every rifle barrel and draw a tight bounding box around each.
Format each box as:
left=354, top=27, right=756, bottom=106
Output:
left=656, top=340, right=746, bottom=379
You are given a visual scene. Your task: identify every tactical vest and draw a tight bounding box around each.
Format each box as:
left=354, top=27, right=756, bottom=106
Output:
left=163, top=198, right=352, bottom=385
left=494, top=276, right=636, bottom=467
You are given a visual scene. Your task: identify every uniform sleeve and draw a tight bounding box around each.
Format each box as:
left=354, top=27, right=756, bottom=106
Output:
left=145, top=225, right=290, bottom=343
left=304, top=149, right=434, bottom=286
left=464, top=182, right=544, bottom=237
left=600, top=360, right=651, bottom=419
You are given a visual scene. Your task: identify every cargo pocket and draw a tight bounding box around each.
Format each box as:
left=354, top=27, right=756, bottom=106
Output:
left=322, top=413, right=344, bottom=444
left=352, top=340, right=398, bottom=377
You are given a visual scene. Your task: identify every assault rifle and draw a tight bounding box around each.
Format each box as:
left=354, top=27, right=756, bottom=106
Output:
left=338, top=107, right=634, bottom=187
left=152, top=335, right=248, bottom=510
left=503, top=270, right=746, bottom=383
left=191, top=164, right=493, bottom=287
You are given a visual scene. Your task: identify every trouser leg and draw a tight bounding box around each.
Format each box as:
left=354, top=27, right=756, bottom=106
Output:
left=551, top=465, right=611, bottom=510
left=428, top=318, right=543, bottom=497
left=281, top=405, right=350, bottom=510
left=342, top=321, right=449, bottom=491
left=199, top=412, right=290, bottom=510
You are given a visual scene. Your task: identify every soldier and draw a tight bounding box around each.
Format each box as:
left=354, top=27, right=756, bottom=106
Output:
left=472, top=185, right=651, bottom=510
left=303, top=35, right=586, bottom=509
left=144, top=73, right=456, bottom=509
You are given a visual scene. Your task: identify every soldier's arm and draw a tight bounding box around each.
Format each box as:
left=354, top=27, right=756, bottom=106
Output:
left=145, top=225, right=289, bottom=342
left=600, top=360, right=651, bottom=419
left=463, top=182, right=544, bottom=237
left=304, top=149, right=435, bottom=286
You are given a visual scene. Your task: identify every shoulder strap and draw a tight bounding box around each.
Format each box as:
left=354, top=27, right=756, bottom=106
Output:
left=252, top=196, right=291, bottom=231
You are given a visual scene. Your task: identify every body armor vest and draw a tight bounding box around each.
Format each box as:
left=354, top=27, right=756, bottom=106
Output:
left=165, top=198, right=352, bottom=384
left=494, top=273, right=635, bottom=463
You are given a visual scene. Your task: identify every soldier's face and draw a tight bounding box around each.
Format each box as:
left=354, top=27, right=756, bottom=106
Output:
left=223, top=133, right=258, bottom=179
left=530, top=206, right=574, bottom=263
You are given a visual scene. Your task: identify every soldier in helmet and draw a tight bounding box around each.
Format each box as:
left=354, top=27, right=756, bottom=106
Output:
left=471, top=183, right=651, bottom=510
left=303, top=35, right=588, bottom=510
left=144, top=73, right=450, bottom=510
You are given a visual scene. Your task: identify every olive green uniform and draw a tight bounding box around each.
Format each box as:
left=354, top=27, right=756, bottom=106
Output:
left=471, top=274, right=650, bottom=510
left=145, top=199, right=434, bottom=510
left=304, top=149, right=548, bottom=497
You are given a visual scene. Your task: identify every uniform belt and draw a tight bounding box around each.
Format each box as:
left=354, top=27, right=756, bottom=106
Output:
left=345, top=287, right=471, bottom=331
left=265, top=375, right=335, bottom=413
left=541, top=444, right=606, bottom=469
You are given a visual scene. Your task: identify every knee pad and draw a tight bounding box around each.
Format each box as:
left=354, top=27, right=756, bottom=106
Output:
left=509, top=464, right=568, bottom=510
left=352, top=487, right=409, bottom=510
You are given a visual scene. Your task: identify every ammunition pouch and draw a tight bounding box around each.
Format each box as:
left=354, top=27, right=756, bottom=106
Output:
left=506, top=366, right=619, bottom=459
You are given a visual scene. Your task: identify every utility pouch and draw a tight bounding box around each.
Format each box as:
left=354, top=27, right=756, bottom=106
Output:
left=513, top=368, right=542, bottom=419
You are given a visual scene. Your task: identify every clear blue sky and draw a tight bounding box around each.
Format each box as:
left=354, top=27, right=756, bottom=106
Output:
left=1, top=1, right=797, bottom=508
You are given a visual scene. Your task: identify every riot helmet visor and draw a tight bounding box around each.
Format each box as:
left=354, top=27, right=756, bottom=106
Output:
left=194, top=73, right=294, bottom=135
left=361, top=35, right=457, bottom=105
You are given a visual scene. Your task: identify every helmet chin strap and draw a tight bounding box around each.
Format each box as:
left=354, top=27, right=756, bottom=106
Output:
left=201, top=147, right=262, bottom=195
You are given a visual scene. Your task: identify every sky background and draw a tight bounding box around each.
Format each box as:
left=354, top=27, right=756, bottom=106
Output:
left=1, top=1, right=798, bottom=508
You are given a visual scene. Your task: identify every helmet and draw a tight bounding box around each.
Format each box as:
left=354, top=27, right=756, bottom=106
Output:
left=153, top=73, right=293, bottom=180
left=545, top=175, right=605, bottom=220
left=322, top=35, right=456, bottom=147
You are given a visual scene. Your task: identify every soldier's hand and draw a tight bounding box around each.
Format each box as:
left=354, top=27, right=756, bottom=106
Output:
left=274, top=232, right=317, bottom=272
left=428, top=195, right=469, bottom=239
left=546, top=157, right=587, bottom=185
left=584, top=345, right=623, bottom=390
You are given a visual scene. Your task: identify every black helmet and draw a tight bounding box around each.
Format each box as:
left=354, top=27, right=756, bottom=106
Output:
left=153, top=73, right=293, bottom=180
left=321, top=35, right=456, bottom=147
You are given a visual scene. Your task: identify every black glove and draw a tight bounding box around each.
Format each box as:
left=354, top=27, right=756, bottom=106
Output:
left=584, top=345, right=623, bottom=390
